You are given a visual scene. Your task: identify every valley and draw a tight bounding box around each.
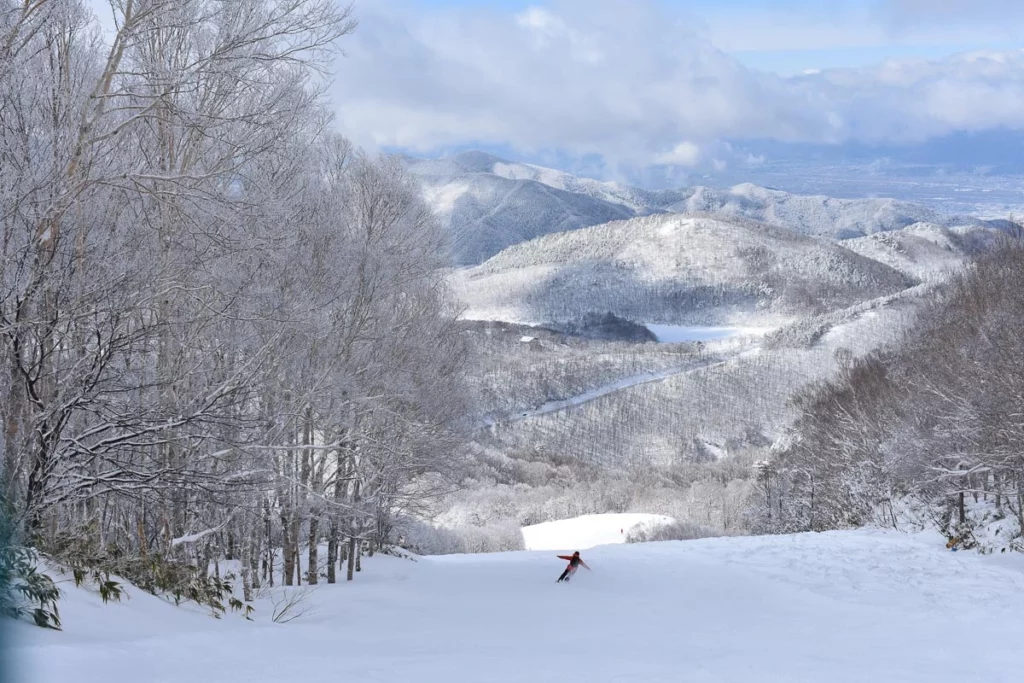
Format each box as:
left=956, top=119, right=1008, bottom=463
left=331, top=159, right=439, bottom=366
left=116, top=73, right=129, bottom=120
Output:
left=406, top=152, right=1008, bottom=550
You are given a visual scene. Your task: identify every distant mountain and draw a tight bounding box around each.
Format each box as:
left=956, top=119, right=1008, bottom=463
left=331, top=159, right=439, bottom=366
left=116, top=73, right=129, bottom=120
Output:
left=663, top=184, right=950, bottom=240
left=841, top=223, right=1002, bottom=281
left=451, top=213, right=918, bottom=326
left=413, top=151, right=653, bottom=210
left=408, top=151, right=987, bottom=265
left=406, top=152, right=639, bottom=264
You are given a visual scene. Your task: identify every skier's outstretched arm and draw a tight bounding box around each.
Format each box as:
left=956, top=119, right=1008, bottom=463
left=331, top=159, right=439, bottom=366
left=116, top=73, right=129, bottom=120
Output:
left=580, top=559, right=590, bottom=570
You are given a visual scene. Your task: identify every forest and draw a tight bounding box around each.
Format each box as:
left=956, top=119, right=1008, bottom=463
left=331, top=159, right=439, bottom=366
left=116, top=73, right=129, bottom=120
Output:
left=755, top=231, right=1024, bottom=549
left=1, top=0, right=472, bottom=625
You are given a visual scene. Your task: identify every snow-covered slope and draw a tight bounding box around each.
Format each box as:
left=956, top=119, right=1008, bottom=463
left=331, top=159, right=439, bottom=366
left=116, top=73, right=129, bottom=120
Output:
left=13, top=530, right=1024, bottom=683
left=521, top=513, right=674, bottom=550
left=408, top=151, right=987, bottom=264
left=408, top=150, right=663, bottom=213
left=668, top=183, right=950, bottom=239
left=841, top=222, right=1000, bottom=280
left=408, top=152, right=637, bottom=264
left=452, top=213, right=915, bottom=325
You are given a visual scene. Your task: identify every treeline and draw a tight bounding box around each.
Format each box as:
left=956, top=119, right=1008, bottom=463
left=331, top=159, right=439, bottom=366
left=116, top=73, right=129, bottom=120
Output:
left=467, top=323, right=693, bottom=422
left=756, top=231, right=1024, bottom=546
left=435, top=440, right=759, bottom=546
left=1, top=0, right=468, bottom=621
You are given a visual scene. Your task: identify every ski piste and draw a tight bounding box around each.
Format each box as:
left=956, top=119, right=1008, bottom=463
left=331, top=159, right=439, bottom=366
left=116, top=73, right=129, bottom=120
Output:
left=15, top=529, right=1024, bottom=683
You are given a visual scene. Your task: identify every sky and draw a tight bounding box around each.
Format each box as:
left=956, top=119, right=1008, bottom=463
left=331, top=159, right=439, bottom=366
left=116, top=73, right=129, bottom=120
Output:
left=398, top=0, right=1022, bottom=74
left=323, top=0, right=1024, bottom=181
left=82, top=0, right=1024, bottom=184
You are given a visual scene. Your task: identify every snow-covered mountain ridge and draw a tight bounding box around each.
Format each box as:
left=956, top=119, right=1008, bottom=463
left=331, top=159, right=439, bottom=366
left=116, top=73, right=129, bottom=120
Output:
left=406, top=151, right=993, bottom=264
left=450, top=213, right=973, bottom=326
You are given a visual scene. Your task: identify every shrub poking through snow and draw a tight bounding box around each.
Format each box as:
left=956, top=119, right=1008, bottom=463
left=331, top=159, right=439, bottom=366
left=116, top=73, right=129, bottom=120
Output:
left=48, top=524, right=251, bottom=619
left=0, top=512, right=61, bottom=629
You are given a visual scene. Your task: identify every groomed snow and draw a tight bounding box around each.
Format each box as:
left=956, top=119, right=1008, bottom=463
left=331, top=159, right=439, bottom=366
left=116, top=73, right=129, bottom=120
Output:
left=521, top=513, right=674, bottom=550
left=11, top=530, right=1024, bottom=683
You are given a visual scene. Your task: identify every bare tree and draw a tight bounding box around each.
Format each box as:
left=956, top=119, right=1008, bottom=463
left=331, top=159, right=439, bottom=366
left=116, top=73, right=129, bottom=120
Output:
left=1, top=0, right=472, bottom=616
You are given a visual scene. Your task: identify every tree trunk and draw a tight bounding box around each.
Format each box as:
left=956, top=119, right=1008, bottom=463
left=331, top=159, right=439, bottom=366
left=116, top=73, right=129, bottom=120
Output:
left=249, top=517, right=262, bottom=591
left=327, top=517, right=338, bottom=584
left=1016, top=485, right=1024, bottom=534
left=307, top=516, right=319, bottom=584
left=241, top=535, right=253, bottom=602
left=292, top=515, right=302, bottom=586
left=263, top=501, right=272, bottom=586
left=281, top=516, right=294, bottom=587
left=346, top=533, right=357, bottom=581
left=250, top=546, right=261, bottom=591
left=327, top=440, right=345, bottom=584
left=137, top=516, right=148, bottom=558
left=347, top=477, right=361, bottom=581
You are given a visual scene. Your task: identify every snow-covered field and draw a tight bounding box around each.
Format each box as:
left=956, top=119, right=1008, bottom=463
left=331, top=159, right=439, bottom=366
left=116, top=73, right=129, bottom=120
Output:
left=11, top=529, right=1024, bottom=683
left=521, top=513, right=674, bottom=550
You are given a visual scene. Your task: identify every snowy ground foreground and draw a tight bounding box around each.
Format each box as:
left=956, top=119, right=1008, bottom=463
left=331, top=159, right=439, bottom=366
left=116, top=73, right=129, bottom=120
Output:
left=12, top=530, right=1024, bottom=683
left=521, top=513, right=674, bottom=550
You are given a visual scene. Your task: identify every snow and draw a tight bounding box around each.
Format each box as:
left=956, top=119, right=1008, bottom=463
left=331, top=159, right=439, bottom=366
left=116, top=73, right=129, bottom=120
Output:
left=671, top=183, right=954, bottom=241
left=409, top=150, right=994, bottom=267
left=521, top=513, right=674, bottom=551
left=505, top=364, right=695, bottom=420
left=421, top=179, right=470, bottom=216
left=645, top=324, right=773, bottom=343
left=171, top=521, right=232, bottom=547
left=487, top=359, right=709, bottom=426
left=838, top=222, right=989, bottom=281
left=11, top=529, right=1024, bottom=683
left=483, top=348, right=761, bottom=428
left=453, top=212, right=916, bottom=327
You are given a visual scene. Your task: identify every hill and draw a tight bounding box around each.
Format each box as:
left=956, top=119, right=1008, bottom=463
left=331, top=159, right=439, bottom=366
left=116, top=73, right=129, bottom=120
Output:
left=452, top=213, right=916, bottom=325
left=841, top=222, right=1003, bottom=280
left=407, top=152, right=637, bottom=264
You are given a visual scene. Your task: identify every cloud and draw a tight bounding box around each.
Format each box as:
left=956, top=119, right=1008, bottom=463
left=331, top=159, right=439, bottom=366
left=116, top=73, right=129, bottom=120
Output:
left=795, top=50, right=1024, bottom=143
left=707, top=1, right=1024, bottom=52
left=332, top=1, right=836, bottom=164
left=877, top=0, right=1024, bottom=25
left=330, top=0, right=1024, bottom=171
left=654, top=141, right=702, bottom=167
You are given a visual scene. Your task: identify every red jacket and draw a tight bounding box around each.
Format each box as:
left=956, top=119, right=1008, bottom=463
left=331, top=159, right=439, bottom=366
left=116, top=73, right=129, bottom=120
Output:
left=557, top=554, right=590, bottom=570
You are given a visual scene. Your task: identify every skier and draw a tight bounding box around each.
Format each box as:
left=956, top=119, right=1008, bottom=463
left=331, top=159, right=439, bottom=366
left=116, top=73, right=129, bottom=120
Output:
left=555, top=551, right=590, bottom=583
